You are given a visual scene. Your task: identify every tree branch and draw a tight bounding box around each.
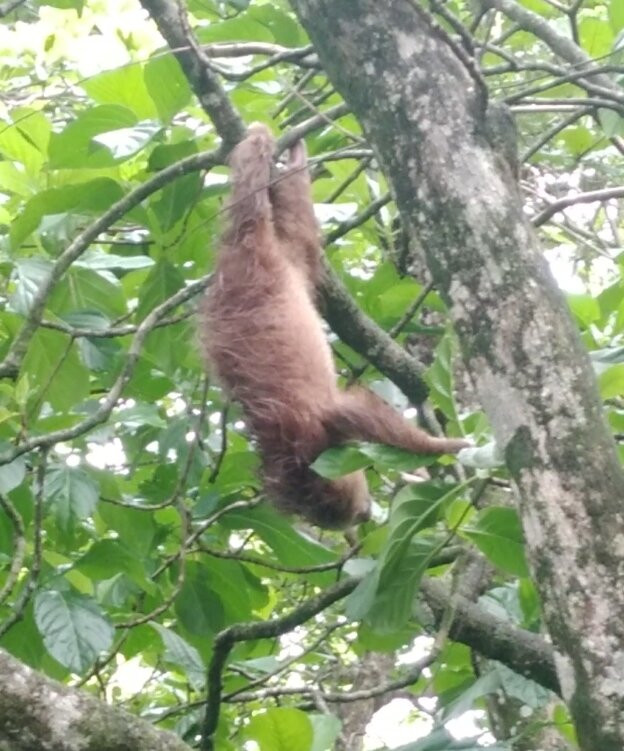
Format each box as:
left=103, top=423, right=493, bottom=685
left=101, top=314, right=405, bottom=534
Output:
left=533, top=186, right=624, bottom=227
left=0, top=650, right=192, bottom=751
left=420, top=578, right=559, bottom=693
left=139, top=0, right=245, bottom=149
left=319, top=265, right=430, bottom=404
left=200, top=576, right=359, bottom=751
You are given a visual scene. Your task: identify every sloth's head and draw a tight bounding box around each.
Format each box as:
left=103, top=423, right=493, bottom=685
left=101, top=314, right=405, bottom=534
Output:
left=305, top=471, right=372, bottom=530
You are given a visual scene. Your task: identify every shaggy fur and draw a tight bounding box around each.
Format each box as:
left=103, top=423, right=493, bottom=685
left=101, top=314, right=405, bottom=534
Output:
left=200, top=123, right=468, bottom=529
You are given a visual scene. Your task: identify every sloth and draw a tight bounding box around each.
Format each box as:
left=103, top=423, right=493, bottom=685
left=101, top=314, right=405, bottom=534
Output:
left=200, top=123, right=468, bottom=529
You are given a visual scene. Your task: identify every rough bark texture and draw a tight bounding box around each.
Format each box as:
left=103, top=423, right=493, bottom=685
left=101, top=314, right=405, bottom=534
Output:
left=0, top=650, right=190, bottom=751
left=289, top=1, right=624, bottom=748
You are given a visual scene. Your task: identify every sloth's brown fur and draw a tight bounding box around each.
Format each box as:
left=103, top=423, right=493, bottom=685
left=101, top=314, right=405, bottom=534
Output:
left=200, top=123, right=468, bottom=529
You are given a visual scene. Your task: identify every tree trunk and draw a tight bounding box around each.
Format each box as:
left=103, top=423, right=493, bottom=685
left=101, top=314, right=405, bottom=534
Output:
left=0, top=650, right=191, bottom=751
left=290, top=1, right=624, bottom=748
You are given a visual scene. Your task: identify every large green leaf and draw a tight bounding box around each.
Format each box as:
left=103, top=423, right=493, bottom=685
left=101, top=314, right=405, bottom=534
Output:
left=0, top=603, right=45, bottom=668
left=0, top=456, right=26, bottom=493
left=610, top=0, right=624, bottom=32
left=10, top=178, right=124, bottom=248
left=34, top=590, right=114, bottom=674
left=75, top=539, right=153, bottom=593
left=223, top=506, right=337, bottom=572
left=135, top=259, right=185, bottom=319
left=463, top=507, right=529, bottom=577
left=175, top=563, right=226, bottom=635
left=144, top=54, right=192, bottom=122
left=21, top=329, right=90, bottom=412
left=311, top=445, right=370, bottom=478
left=83, top=64, right=158, bottom=119
left=48, top=104, right=137, bottom=168
left=244, top=707, right=313, bottom=751
left=49, top=267, right=126, bottom=318
left=150, top=172, right=202, bottom=233
left=44, top=466, right=99, bottom=532
left=10, top=258, right=53, bottom=315
left=427, top=333, right=460, bottom=422
left=379, top=483, right=462, bottom=586
left=93, top=121, right=162, bottom=161
left=599, top=363, right=624, bottom=398
left=150, top=623, right=205, bottom=690
left=579, top=16, right=614, bottom=58
left=0, top=120, right=44, bottom=175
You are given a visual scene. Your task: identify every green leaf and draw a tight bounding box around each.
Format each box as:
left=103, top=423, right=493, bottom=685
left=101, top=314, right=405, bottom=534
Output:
left=45, top=466, right=99, bottom=532
left=599, top=363, right=624, bottom=398
left=114, top=403, right=167, bottom=429
left=41, top=0, right=85, bottom=9
left=144, top=54, right=192, bottom=122
left=496, top=663, right=550, bottom=707
left=223, top=506, right=336, bottom=572
left=10, top=258, right=52, bottom=315
left=135, top=260, right=185, bottom=320
left=463, top=507, right=529, bottom=577
left=10, top=178, right=124, bottom=248
left=579, top=17, right=613, bottom=59
left=150, top=623, right=205, bottom=690
left=567, top=293, right=600, bottom=328
left=244, top=707, right=313, bottom=751
left=150, top=172, right=201, bottom=233
left=175, top=564, right=225, bottom=635
left=0, top=160, right=33, bottom=196
left=13, top=107, right=51, bottom=155
left=34, top=590, right=113, bottom=673
left=427, top=333, right=459, bottom=421
left=0, top=120, right=44, bottom=175
left=21, top=329, right=90, bottom=412
left=78, top=336, right=121, bottom=372
left=93, top=121, right=161, bottom=160
left=360, top=442, right=439, bottom=470
left=148, top=140, right=197, bottom=170
left=176, top=561, right=252, bottom=628
left=610, top=0, right=624, bottom=32
left=197, top=558, right=252, bottom=621
left=560, top=125, right=593, bottom=155
left=97, top=503, right=157, bottom=558
left=48, top=104, right=137, bottom=168
left=0, top=602, right=45, bottom=668
left=247, top=4, right=304, bottom=46
left=379, top=483, right=460, bottom=585
left=83, top=64, right=158, bottom=119
left=310, top=445, right=369, bottom=478
left=0, top=456, right=26, bottom=493
left=197, top=13, right=276, bottom=44
left=309, top=714, right=342, bottom=751
left=377, top=280, right=424, bottom=321
left=143, top=319, right=194, bottom=373
left=75, top=539, right=152, bottom=592
left=441, top=670, right=501, bottom=721
left=139, top=464, right=178, bottom=502
left=74, top=250, right=154, bottom=271
left=348, top=483, right=469, bottom=628
left=49, top=267, right=126, bottom=318
left=598, top=108, right=624, bottom=138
